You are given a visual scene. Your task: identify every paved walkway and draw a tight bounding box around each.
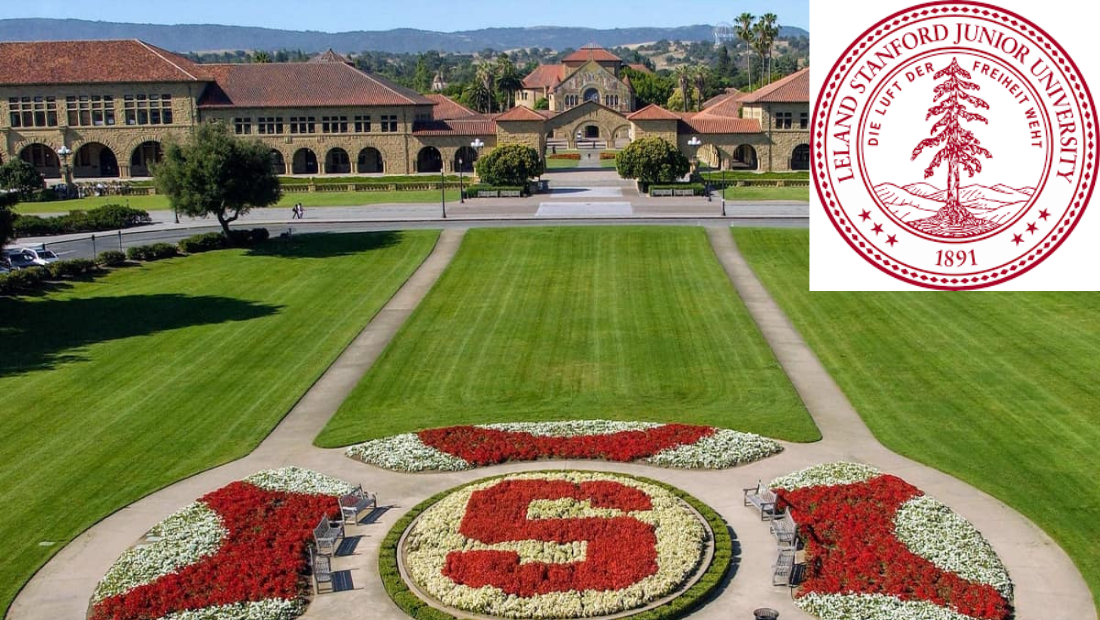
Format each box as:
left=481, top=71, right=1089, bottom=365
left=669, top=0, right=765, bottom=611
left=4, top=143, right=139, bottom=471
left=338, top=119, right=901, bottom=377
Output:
left=7, top=225, right=1094, bottom=620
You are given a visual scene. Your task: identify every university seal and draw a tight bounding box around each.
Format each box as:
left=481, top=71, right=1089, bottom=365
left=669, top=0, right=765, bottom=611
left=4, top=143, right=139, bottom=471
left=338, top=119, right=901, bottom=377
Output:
left=814, top=1, right=1096, bottom=289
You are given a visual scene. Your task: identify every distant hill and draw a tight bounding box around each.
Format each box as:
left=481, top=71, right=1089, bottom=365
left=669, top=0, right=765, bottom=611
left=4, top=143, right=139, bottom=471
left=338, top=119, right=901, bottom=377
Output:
left=0, top=19, right=808, bottom=54
left=874, top=182, right=1033, bottom=224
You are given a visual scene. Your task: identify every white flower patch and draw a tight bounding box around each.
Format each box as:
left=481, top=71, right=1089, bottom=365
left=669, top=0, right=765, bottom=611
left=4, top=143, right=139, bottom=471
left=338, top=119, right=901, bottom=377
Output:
left=643, top=429, right=782, bottom=468
left=797, top=592, right=980, bottom=620
left=404, top=472, right=707, bottom=619
left=345, top=433, right=471, bottom=472
left=479, top=420, right=662, bottom=437
left=93, top=502, right=226, bottom=602
left=895, top=495, right=1014, bottom=600
left=244, top=466, right=356, bottom=496
left=159, top=598, right=304, bottom=620
left=769, top=462, right=881, bottom=491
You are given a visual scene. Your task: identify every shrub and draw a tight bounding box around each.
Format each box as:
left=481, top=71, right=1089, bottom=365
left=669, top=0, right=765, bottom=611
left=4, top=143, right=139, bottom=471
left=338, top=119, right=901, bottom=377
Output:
left=0, top=266, right=48, bottom=296
left=34, top=188, right=61, bottom=202
left=97, top=250, right=127, bottom=267
left=127, top=243, right=178, bottom=262
left=250, top=228, right=270, bottom=243
left=13, top=214, right=65, bottom=237
left=474, top=144, right=544, bottom=186
left=178, top=232, right=228, bottom=254
left=12, top=204, right=151, bottom=237
left=47, top=258, right=98, bottom=279
left=84, top=204, right=152, bottom=229
left=615, top=136, right=691, bottom=185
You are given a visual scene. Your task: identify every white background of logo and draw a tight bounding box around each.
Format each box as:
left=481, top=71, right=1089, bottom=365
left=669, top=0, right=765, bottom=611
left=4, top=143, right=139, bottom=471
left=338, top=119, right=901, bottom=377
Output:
left=810, top=0, right=1099, bottom=290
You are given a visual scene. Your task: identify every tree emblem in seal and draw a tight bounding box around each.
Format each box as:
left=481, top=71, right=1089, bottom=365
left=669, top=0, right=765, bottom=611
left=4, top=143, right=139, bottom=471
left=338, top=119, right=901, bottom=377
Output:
left=814, top=1, right=1097, bottom=290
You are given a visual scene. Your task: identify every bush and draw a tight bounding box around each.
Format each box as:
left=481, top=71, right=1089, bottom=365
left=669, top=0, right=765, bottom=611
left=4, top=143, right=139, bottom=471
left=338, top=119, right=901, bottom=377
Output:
left=178, top=232, right=228, bottom=254
left=474, top=144, right=544, bottom=186
left=250, top=227, right=270, bottom=243
left=97, top=250, right=127, bottom=267
left=0, top=266, right=49, bottom=296
left=127, top=243, right=178, bottom=262
left=12, top=204, right=152, bottom=237
left=47, top=258, right=98, bottom=279
left=34, top=188, right=61, bottom=202
left=615, top=136, right=691, bottom=184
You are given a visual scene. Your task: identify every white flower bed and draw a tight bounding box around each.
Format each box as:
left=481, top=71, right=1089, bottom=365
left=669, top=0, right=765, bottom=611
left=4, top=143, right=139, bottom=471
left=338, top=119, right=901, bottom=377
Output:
left=159, top=599, right=304, bottom=620
left=769, top=461, right=881, bottom=491
left=93, top=502, right=226, bottom=602
left=643, top=429, right=782, bottom=468
left=404, top=471, right=707, bottom=619
left=481, top=420, right=662, bottom=436
left=244, top=466, right=356, bottom=496
left=345, top=433, right=472, bottom=472
left=895, top=495, right=1014, bottom=599
left=797, top=593, right=980, bottom=620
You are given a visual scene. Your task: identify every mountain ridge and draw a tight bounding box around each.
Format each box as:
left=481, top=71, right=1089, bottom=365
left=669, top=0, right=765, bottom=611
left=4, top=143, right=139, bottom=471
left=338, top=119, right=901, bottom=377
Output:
left=875, top=182, right=1033, bottom=224
left=0, top=19, right=809, bottom=54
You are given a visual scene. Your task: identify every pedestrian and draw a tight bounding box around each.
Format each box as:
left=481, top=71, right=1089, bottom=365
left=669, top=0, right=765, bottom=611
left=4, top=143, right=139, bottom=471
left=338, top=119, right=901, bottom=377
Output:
left=296, top=203, right=305, bottom=219
left=291, top=203, right=298, bottom=219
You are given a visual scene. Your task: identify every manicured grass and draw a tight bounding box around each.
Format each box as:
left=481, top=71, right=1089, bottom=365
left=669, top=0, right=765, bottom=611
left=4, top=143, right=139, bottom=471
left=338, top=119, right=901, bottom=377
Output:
left=17, top=190, right=461, bottom=214
left=733, top=228, right=1100, bottom=609
left=546, top=157, right=581, bottom=169
left=317, top=226, right=819, bottom=447
left=0, top=231, right=439, bottom=616
left=702, top=171, right=810, bottom=181
left=722, top=186, right=809, bottom=202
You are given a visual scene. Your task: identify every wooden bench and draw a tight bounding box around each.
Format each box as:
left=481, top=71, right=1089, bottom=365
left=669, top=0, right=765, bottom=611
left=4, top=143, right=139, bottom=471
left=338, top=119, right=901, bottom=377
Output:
left=772, top=548, right=796, bottom=586
left=650, top=189, right=674, bottom=197
left=743, top=481, right=778, bottom=521
left=479, top=190, right=499, bottom=198
left=674, top=188, right=695, bottom=196
left=770, top=511, right=798, bottom=550
left=310, top=547, right=333, bottom=593
left=313, top=514, right=344, bottom=556
left=499, top=190, right=522, bottom=198
left=339, top=485, right=377, bottom=526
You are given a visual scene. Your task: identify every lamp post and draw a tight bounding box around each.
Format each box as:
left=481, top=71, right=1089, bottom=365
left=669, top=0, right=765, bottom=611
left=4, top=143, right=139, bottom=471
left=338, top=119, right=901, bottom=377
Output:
left=440, top=165, right=447, bottom=219
left=576, top=130, right=583, bottom=150
left=55, top=145, right=73, bottom=199
left=458, top=158, right=465, bottom=204
left=470, top=138, right=484, bottom=197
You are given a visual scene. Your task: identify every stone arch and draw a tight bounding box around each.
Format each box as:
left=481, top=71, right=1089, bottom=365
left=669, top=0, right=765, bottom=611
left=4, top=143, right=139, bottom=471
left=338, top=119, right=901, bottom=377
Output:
left=357, top=147, right=384, bottom=174
left=269, top=149, right=286, bottom=175
left=73, top=142, right=120, bottom=178
left=611, top=124, right=632, bottom=148
left=731, top=144, right=759, bottom=170
left=19, top=143, right=61, bottom=179
left=292, top=148, right=318, bottom=175
left=696, top=144, right=722, bottom=170
left=454, top=146, right=478, bottom=173
left=130, top=141, right=163, bottom=177
left=325, top=148, right=351, bottom=174
left=582, top=87, right=601, bottom=104
left=416, top=146, right=443, bottom=173
left=791, top=143, right=810, bottom=171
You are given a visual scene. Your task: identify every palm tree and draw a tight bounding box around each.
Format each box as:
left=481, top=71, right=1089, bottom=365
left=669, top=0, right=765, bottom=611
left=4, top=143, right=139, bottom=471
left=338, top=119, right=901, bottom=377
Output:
left=675, top=66, right=692, bottom=113
left=495, top=54, right=523, bottom=110
left=476, top=61, right=497, bottom=114
left=251, top=50, right=271, bottom=64
left=735, top=13, right=756, bottom=88
left=760, top=13, right=780, bottom=84
left=692, top=66, right=708, bottom=112
left=463, top=79, right=493, bottom=114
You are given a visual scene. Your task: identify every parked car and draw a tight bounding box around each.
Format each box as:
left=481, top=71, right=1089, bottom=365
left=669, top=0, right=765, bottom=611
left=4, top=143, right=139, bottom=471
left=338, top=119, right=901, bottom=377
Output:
left=25, top=245, right=60, bottom=264
left=2, top=248, right=45, bottom=269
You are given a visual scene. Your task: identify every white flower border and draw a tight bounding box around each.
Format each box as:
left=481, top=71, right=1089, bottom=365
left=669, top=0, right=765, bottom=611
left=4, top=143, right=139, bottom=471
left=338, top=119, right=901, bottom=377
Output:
left=403, top=471, right=708, bottom=619
left=159, top=599, right=304, bottom=620
left=346, top=420, right=782, bottom=472
left=797, top=592, right=983, bottom=620
left=769, top=461, right=881, bottom=491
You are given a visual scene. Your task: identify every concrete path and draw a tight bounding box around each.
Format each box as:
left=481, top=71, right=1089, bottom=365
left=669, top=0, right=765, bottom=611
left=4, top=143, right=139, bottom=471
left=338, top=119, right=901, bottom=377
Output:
left=7, top=224, right=1094, bottom=620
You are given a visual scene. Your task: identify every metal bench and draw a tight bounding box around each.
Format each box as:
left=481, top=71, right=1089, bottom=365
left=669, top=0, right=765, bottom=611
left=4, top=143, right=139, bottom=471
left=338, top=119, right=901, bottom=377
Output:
left=772, top=548, right=797, bottom=586
left=310, top=547, right=333, bottom=593
left=313, top=514, right=344, bottom=556
left=770, top=511, right=798, bottom=550
left=338, top=485, right=377, bottom=525
left=743, top=481, right=778, bottom=520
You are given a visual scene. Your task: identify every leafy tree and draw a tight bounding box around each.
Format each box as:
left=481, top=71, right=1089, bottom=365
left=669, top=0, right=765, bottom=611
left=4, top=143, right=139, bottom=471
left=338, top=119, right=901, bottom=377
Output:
left=666, top=89, right=688, bottom=112
left=615, top=136, right=690, bottom=185
left=154, top=122, right=281, bottom=239
left=474, top=144, right=544, bottom=186
left=534, top=97, right=550, bottom=110
left=716, top=45, right=733, bottom=79
left=0, top=159, right=44, bottom=200
left=414, top=54, right=432, bottom=93
left=0, top=191, right=17, bottom=247
left=622, top=67, right=673, bottom=109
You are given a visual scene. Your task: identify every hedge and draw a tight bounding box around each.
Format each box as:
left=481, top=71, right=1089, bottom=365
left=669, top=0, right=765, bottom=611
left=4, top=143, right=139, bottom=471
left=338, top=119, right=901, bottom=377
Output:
left=378, top=471, right=733, bottom=620
left=0, top=266, right=49, bottom=296
left=126, top=243, right=178, bottom=262
left=47, top=258, right=98, bottom=279
left=97, top=250, right=127, bottom=267
left=13, top=204, right=152, bottom=237
left=178, top=232, right=228, bottom=254
left=280, top=175, right=461, bottom=186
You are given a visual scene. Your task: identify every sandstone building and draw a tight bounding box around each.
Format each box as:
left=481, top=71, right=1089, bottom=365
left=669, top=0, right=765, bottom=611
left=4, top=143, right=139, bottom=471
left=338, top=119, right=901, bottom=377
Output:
left=0, top=40, right=810, bottom=179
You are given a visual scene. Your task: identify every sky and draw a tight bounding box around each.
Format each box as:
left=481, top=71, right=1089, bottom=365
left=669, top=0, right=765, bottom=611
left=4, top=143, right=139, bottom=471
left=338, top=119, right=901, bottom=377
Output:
left=0, top=0, right=808, bottom=32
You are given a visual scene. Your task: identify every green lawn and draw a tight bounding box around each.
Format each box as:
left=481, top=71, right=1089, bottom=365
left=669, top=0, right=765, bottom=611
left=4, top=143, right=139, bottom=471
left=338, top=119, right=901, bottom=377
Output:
left=546, top=158, right=581, bottom=169
left=733, top=228, right=1100, bottom=609
left=317, top=226, right=819, bottom=447
left=0, top=231, right=439, bottom=616
left=722, top=186, right=809, bottom=202
left=17, top=190, right=461, bottom=214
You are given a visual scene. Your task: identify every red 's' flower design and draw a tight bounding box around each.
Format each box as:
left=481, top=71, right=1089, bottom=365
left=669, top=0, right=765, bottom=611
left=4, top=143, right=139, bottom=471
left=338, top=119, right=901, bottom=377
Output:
left=443, top=479, right=658, bottom=595
left=777, top=475, right=1011, bottom=620
left=418, top=424, right=714, bottom=466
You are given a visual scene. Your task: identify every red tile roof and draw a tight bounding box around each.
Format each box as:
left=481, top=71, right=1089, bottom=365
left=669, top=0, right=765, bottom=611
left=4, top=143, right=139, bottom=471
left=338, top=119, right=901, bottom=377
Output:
left=521, top=64, right=566, bottom=89
left=198, top=62, right=434, bottom=108
left=425, top=94, right=479, bottom=119
left=0, top=39, right=208, bottom=85
left=563, top=45, right=621, bottom=64
left=627, top=63, right=652, bottom=74
left=308, top=49, right=352, bottom=64
left=494, top=106, right=547, bottom=122
left=741, top=68, right=810, bottom=103
left=678, top=114, right=761, bottom=134
left=412, top=118, right=496, bottom=136
left=626, top=104, right=680, bottom=121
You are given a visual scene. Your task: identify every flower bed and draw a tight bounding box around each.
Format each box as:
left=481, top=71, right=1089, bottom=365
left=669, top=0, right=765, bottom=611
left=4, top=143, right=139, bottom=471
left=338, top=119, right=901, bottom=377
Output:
left=397, top=471, right=719, bottom=619
left=770, top=463, right=1013, bottom=620
left=91, top=467, right=355, bottom=620
left=346, top=420, right=782, bottom=472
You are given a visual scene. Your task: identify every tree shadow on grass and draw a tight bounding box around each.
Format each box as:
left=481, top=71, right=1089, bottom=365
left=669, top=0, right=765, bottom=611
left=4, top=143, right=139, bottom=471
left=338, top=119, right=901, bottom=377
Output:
left=0, top=294, right=280, bottom=378
left=246, top=231, right=402, bottom=259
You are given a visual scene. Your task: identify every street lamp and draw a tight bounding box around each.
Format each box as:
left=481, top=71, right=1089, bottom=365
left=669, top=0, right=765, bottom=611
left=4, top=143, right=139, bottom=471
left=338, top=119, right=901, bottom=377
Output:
left=440, top=164, right=447, bottom=219
left=55, top=145, right=73, bottom=199
left=470, top=138, right=485, bottom=197
left=576, top=130, right=583, bottom=150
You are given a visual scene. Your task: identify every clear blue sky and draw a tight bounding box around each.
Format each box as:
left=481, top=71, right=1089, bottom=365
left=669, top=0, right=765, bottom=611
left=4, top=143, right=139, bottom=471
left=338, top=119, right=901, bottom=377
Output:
left=0, top=0, right=807, bottom=32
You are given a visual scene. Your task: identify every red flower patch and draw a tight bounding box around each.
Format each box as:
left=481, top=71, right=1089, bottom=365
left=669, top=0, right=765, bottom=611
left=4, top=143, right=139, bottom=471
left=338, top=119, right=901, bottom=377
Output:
left=92, top=482, right=340, bottom=620
left=443, top=479, right=658, bottom=595
left=418, top=424, right=714, bottom=466
left=777, top=475, right=1011, bottom=620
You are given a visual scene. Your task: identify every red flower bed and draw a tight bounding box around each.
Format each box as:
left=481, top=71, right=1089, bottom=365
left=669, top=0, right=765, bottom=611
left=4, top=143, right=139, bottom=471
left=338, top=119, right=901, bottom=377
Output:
left=443, top=479, right=657, bottom=595
left=417, top=424, right=715, bottom=466
left=92, top=482, right=340, bottom=620
left=547, top=153, right=582, bottom=160
left=777, top=475, right=1011, bottom=620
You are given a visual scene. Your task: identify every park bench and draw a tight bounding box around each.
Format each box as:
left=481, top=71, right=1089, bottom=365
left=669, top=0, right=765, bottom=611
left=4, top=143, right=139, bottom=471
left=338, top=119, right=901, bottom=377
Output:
left=743, top=481, right=778, bottom=521
left=772, top=548, right=797, bottom=587
left=674, top=188, right=695, bottom=196
left=310, top=547, right=333, bottom=593
left=650, top=189, right=674, bottom=197
left=770, top=511, right=798, bottom=550
left=313, top=514, right=344, bottom=556
left=499, top=190, right=522, bottom=198
left=480, top=190, right=499, bottom=197
left=339, top=485, right=378, bottom=525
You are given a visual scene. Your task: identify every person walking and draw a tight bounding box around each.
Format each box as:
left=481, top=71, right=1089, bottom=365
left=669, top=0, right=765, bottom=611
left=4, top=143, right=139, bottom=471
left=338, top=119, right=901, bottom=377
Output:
left=296, top=203, right=304, bottom=219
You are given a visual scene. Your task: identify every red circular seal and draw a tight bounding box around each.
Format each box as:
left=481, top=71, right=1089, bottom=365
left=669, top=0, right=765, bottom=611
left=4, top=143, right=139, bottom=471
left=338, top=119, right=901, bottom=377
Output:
left=815, top=1, right=1097, bottom=289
